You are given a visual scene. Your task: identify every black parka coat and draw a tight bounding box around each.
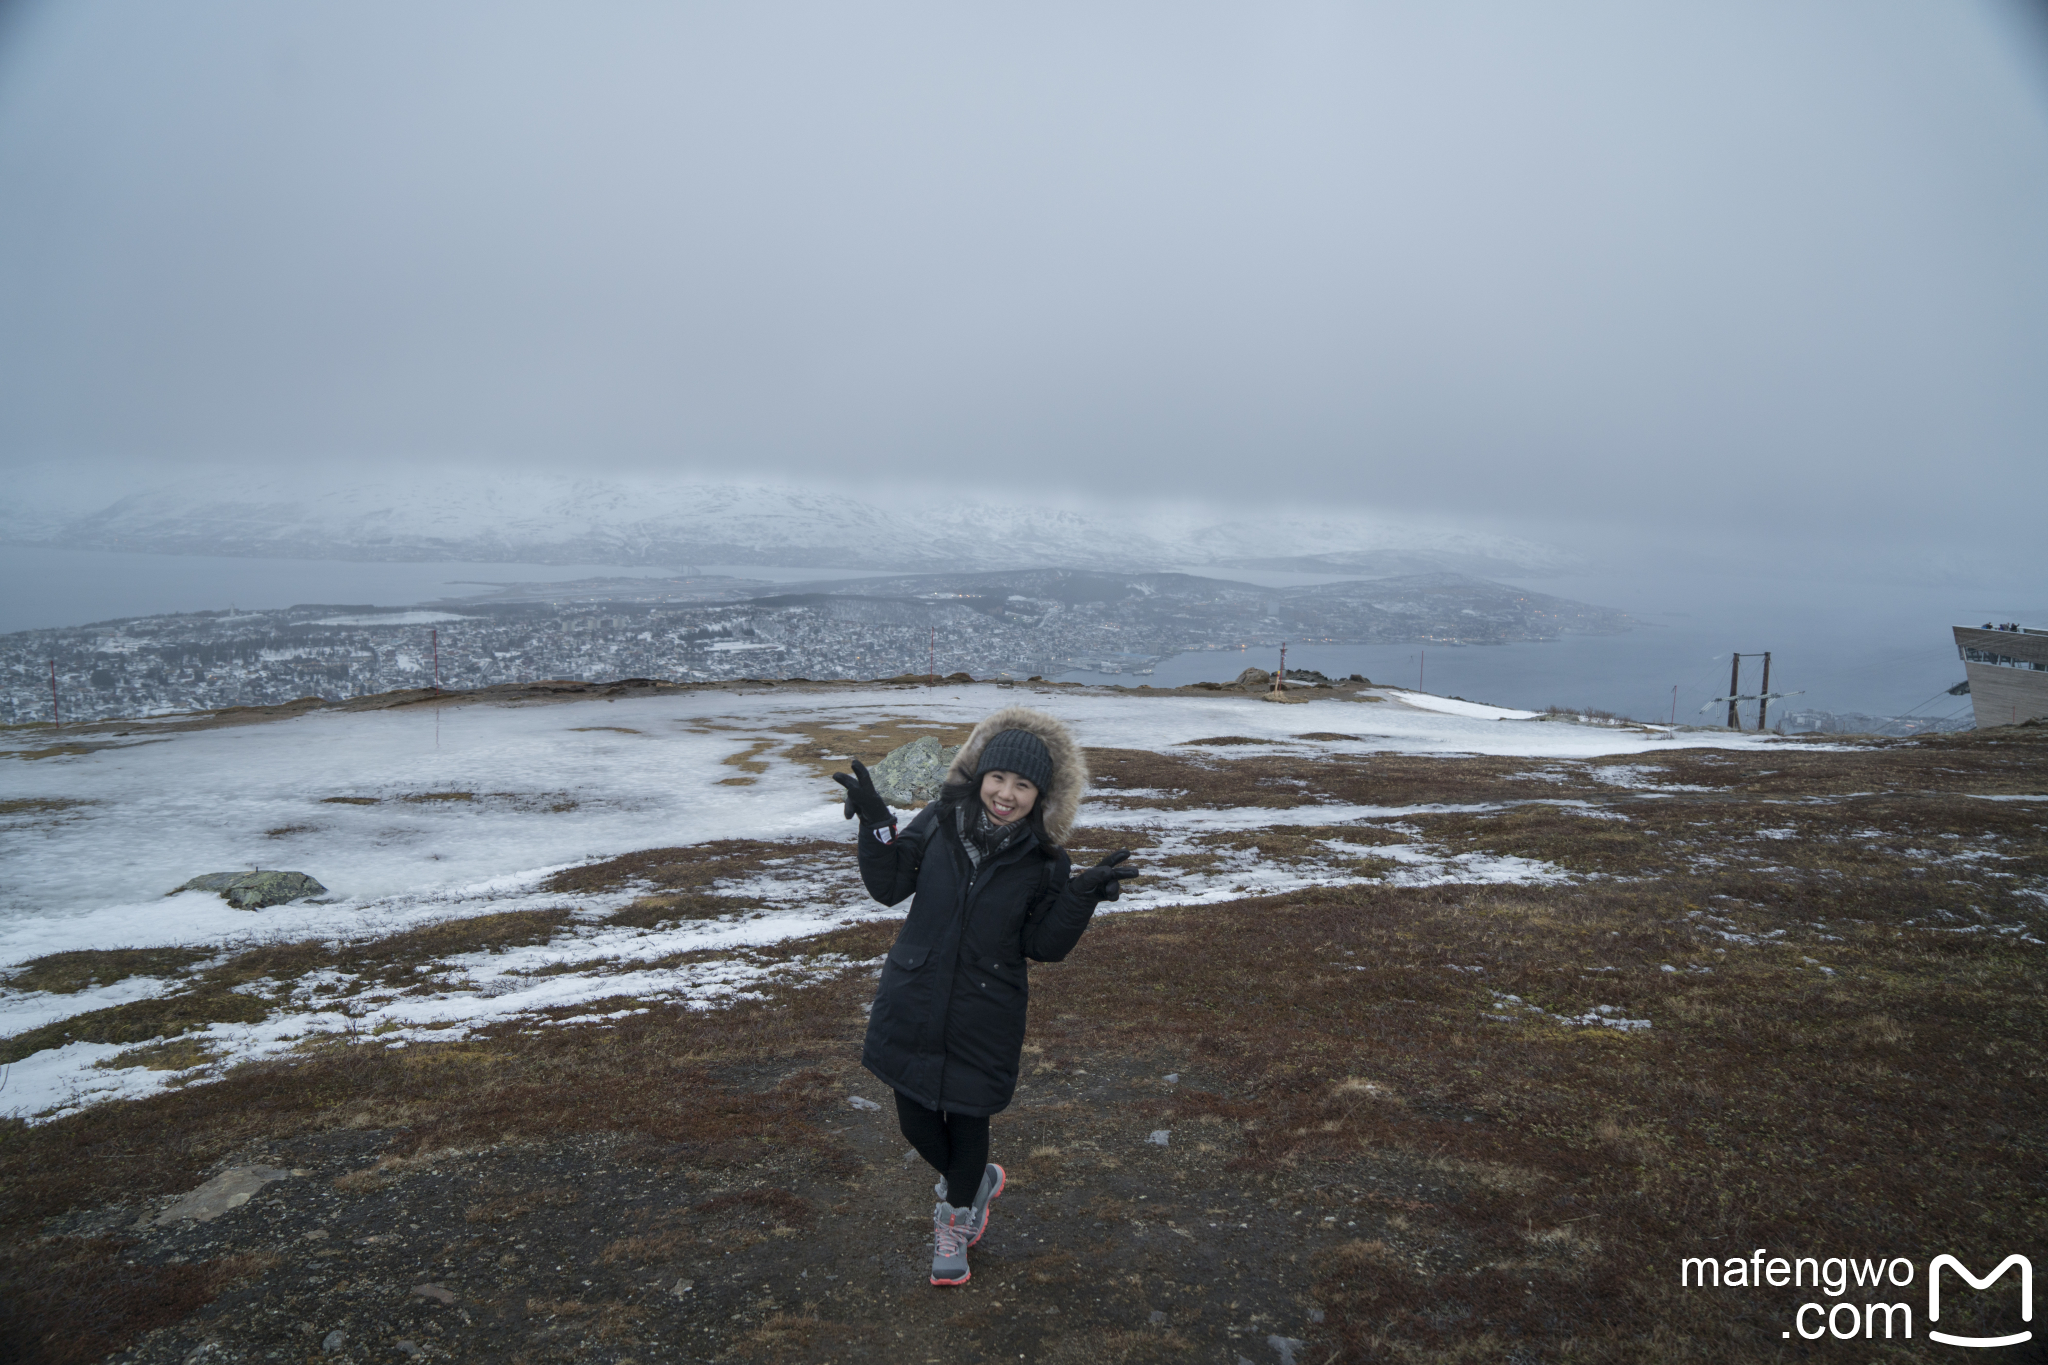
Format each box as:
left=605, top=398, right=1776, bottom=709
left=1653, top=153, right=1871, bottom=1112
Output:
left=858, top=800, right=1099, bottom=1116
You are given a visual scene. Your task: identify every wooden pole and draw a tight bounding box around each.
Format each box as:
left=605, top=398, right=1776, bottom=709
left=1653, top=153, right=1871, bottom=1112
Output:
left=1727, top=654, right=1741, bottom=730
left=1670, top=684, right=1677, bottom=725
left=1277, top=642, right=1287, bottom=692
left=1420, top=648, right=1426, bottom=691
left=1757, top=652, right=1772, bottom=732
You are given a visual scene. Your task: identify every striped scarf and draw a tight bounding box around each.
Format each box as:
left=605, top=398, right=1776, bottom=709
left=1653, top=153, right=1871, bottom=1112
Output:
left=956, top=801, right=1027, bottom=870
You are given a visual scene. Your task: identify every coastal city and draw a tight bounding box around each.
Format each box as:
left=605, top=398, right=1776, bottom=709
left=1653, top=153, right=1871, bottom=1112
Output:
left=0, top=568, right=1629, bottom=724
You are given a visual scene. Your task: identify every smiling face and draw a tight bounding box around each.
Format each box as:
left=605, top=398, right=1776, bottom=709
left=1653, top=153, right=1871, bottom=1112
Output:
left=978, top=769, right=1039, bottom=825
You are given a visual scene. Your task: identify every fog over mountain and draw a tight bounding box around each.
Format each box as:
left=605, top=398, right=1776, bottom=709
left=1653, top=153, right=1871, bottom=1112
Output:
left=1, top=2, right=2044, bottom=593
left=0, top=473, right=1575, bottom=577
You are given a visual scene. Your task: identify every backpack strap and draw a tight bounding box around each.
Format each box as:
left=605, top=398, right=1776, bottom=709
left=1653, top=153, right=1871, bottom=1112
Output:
left=1022, top=847, right=1067, bottom=935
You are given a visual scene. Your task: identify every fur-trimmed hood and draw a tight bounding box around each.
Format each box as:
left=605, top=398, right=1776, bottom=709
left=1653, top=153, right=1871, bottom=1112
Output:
left=943, top=706, right=1088, bottom=844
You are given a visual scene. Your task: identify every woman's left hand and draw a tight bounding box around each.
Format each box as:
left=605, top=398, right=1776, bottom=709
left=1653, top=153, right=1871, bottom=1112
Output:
left=1072, top=849, right=1139, bottom=901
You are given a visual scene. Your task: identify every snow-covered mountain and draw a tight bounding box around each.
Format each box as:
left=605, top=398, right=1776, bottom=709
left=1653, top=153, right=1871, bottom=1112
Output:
left=0, top=472, right=1576, bottom=575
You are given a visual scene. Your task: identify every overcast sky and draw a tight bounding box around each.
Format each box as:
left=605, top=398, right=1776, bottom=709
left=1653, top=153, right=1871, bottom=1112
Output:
left=2, top=1, right=2044, bottom=579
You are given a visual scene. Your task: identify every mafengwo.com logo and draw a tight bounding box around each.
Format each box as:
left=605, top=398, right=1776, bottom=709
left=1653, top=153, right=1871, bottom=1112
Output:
left=1680, top=1249, right=2032, bottom=1346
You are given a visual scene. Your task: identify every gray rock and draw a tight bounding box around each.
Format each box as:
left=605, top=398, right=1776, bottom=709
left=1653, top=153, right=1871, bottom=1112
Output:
left=154, top=1165, right=295, bottom=1224
left=866, top=735, right=959, bottom=808
left=1235, top=667, right=1272, bottom=690
left=412, top=1283, right=457, bottom=1304
left=322, top=1331, right=348, bottom=1354
left=1268, top=1335, right=1308, bottom=1365
left=394, top=1342, right=425, bottom=1359
left=172, top=870, right=327, bottom=909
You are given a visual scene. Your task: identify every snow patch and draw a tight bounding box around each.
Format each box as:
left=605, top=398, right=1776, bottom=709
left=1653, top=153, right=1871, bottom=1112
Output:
left=0, top=682, right=1806, bottom=1120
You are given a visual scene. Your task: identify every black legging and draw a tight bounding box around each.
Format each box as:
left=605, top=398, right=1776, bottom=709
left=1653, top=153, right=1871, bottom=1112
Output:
left=895, top=1090, right=990, bottom=1209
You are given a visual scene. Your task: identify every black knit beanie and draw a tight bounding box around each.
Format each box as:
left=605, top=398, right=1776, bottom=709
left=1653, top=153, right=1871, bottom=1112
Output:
left=975, top=728, right=1053, bottom=792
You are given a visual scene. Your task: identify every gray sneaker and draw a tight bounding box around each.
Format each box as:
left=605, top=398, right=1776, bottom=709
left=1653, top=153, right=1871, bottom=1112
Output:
left=935, top=1164, right=1006, bottom=1247
left=964, top=1163, right=1005, bottom=1247
left=930, top=1202, right=972, bottom=1285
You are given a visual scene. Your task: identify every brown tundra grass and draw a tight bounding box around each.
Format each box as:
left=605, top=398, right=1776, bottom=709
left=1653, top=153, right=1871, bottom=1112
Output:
left=0, top=724, right=2042, bottom=1362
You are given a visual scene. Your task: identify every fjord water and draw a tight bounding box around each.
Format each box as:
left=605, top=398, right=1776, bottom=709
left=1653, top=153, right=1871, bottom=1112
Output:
left=0, top=545, right=883, bottom=633
left=0, top=546, right=693, bottom=632
left=1068, top=571, right=2040, bottom=724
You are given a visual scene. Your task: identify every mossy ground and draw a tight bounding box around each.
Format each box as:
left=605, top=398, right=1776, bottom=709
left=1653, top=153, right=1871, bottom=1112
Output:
left=0, top=727, right=2042, bottom=1363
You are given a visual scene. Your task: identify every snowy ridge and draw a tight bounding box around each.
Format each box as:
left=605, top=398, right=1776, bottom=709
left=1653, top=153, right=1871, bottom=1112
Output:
left=1, top=472, right=1574, bottom=575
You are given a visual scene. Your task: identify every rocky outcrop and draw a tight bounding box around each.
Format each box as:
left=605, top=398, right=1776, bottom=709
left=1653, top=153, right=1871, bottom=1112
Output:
left=868, top=735, right=960, bottom=808
left=172, top=870, right=327, bottom=909
left=152, top=1165, right=297, bottom=1225
left=1239, top=666, right=1339, bottom=692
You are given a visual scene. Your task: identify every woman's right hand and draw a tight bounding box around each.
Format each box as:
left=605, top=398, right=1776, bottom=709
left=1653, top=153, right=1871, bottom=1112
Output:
left=832, top=759, right=896, bottom=828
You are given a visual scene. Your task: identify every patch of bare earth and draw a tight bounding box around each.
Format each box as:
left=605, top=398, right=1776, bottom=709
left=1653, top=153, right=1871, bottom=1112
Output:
left=0, top=730, right=2042, bottom=1362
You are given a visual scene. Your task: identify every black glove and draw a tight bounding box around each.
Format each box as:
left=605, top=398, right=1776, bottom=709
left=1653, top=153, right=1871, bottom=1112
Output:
left=832, top=759, right=895, bottom=830
left=1071, top=849, right=1139, bottom=901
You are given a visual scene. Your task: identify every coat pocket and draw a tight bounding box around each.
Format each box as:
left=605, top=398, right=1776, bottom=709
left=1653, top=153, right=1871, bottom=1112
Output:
left=976, top=957, right=1026, bottom=993
left=870, top=941, right=933, bottom=1040
left=963, top=958, right=1028, bottom=1026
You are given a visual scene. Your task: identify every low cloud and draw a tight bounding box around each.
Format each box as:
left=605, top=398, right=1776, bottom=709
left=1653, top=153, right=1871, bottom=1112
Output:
left=0, top=2, right=2042, bottom=582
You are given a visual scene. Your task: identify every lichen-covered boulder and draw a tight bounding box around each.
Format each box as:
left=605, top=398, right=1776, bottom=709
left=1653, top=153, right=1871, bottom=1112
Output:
left=171, top=870, right=327, bottom=909
left=1235, top=667, right=1272, bottom=690
left=867, top=735, right=961, bottom=808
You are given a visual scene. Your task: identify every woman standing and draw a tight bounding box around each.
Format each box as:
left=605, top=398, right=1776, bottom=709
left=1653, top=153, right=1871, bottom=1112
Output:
left=833, top=706, right=1138, bottom=1286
